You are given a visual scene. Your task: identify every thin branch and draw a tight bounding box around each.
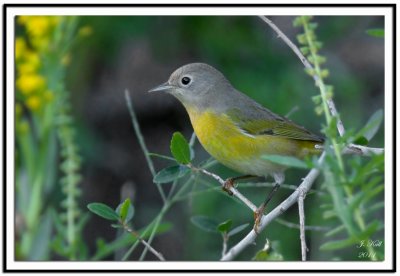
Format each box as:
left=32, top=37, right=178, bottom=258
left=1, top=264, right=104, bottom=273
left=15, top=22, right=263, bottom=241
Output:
left=221, top=152, right=325, bottom=261
left=298, top=189, right=307, bottom=261
left=194, top=167, right=257, bottom=212
left=125, top=90, right=167, bottom=203
left=221, top=234, right=228, bottom=258
left=275, top=218, right=330, bottom=231
left=345, top=144, right=384, bottom=155
left=122, top=222, right=165, bottom=261
left=258, top=16, right=346, bottom=136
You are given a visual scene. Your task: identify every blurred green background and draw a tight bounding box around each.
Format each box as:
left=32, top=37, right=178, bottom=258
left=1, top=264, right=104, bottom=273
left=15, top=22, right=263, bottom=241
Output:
left=16, top=16, right=384, bottom=261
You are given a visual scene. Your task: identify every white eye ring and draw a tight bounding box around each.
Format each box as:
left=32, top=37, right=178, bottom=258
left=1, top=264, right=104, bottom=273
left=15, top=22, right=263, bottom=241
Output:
left=181, top=76, right=191, bottom=86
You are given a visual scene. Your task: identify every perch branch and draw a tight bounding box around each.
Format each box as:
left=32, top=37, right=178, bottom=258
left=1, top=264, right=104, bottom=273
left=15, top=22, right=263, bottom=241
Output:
left=221, top=152, right=325, bottom=261
left=193, top=166, right=258, bottom=213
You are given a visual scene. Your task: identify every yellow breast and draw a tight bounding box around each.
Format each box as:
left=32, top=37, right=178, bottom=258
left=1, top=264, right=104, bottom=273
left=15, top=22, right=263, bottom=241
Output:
left=187, top=108, right=307, bottom=176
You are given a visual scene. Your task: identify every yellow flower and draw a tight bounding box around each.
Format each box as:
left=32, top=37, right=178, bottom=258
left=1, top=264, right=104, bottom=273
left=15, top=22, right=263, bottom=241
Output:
left=24, top=51, right=40, bottom=69
left=78, top=26, right=93, bottom=37
left=18, top=62, right=38, bottom=75
left=15, top=37, right=27, bottom=60
left=26, top=96, right=41, bottom=111
left=25, top=16, right=51, bottom=37
left=31, top=36, right=50, bottom=51
left=18, top=51, right=40, bottom=74
left=16, top=74, right=46, bottom=95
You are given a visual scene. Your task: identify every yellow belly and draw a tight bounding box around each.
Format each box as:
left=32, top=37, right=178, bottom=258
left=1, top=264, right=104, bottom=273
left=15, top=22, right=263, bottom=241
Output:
left=187, top=108, right=317, bottom=177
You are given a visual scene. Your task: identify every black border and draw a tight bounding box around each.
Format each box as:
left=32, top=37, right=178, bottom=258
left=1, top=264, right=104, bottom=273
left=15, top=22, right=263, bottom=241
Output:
left=3, top=3, right=396, bottom=273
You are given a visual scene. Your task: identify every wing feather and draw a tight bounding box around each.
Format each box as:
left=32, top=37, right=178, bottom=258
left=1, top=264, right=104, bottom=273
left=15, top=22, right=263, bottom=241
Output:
left=226, top=107, right=324, bottom=143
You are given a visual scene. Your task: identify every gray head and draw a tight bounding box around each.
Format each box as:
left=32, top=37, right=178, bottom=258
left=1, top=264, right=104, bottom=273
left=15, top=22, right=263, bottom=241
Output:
left=149, top=63, right=233, bottom=109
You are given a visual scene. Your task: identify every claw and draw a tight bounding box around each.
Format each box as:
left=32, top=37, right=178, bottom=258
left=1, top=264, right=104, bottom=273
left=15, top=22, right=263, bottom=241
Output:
left=222, top=178, right=234, bottom=196
left=253, top=207, right=264, bottom=234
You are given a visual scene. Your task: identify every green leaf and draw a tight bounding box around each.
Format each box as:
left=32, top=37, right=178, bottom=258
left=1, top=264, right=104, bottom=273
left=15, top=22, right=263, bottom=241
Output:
left=228, top=223, right=249, bottom=237
left=354, top=109, right=383, bottom=142
left=111, top=224, right=123, bottom=229
left=115, top=198, right=134, bottom=223
left=87, top=203, right=119, bottom=221
left=190, top=216, right=219, bottom=233
left=252, top=240, right=284, bottom=261
left=262, top=155, right=308, bottom=169
left=153, top=165, right=190, bottom=184
left=252, top=250, right=284, bottom=261
left=320, top=236, right=359, bottom=251
left=325, top=225, right=345, bottom=237
left=217, top=219, right=232, bottom=233
left=353, top=136, right=369, bottom=146
left=170, top=132, right=191, bottom=164
left=366, top=28, right=384, bottom=38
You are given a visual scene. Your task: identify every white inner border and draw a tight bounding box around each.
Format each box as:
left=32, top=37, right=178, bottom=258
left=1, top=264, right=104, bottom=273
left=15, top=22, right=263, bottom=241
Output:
left=4, top=4, right=394, bottom=272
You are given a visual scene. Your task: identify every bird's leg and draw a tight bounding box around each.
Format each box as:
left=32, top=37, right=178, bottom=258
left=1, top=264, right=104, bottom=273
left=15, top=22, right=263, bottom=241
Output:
left=253, top=172, right=285, bottom=233
left=222, top=175, right=256, bottom=196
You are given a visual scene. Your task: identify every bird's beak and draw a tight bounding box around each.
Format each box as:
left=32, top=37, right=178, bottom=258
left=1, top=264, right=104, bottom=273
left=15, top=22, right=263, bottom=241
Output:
left=148, top=82, right=173, bottom=93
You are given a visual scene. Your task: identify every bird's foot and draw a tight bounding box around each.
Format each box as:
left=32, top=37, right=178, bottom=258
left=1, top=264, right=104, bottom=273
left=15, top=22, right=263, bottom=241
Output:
left=253, top=205, right=265, bottom=234
left=222, top=178, right=234, bottom=196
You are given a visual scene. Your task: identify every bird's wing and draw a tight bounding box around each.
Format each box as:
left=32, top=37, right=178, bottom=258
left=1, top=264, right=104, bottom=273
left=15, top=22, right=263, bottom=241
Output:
left=225, top=106, right=324, bottom=142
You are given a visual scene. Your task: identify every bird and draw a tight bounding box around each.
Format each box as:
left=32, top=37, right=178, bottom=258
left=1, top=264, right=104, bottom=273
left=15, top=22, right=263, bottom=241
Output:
left=149, top=63, right=323, bottom=230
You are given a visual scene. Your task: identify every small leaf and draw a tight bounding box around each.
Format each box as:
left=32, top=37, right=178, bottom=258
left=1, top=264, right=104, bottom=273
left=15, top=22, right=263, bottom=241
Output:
left=228, top=223, right=249, bottom=237
left=111, top=224, right=123, bottom=229
left=320, top=236, right=359, bottom=251
left=252, top=240, right=284, bottom=261
left=170, top=132, right=191, bottom=164
left=312, top=95, right=321, bottom=104
left=325, top=225, right=345, bottom=237
left=296, top=34, right=307, bottom=44
left=217, top=219, right=232, bottom=233
left=153, top=165, right=190, bottom=184
left=190, top=216, right=219, bottom=233
left=87, top=203, right=119, bottom=221
left=354, top=109, right=383, bottom=142
left=115, top=198, right=134, bottom=223
left=300, top=46, right=309, bottom=55
left=353, top=136, right=369, bottom=146
left=262, top=155, right=308, bottom=169
left=321, top=69, right=330, bottom=79
left=366, top=28, right=384, bottom=38
left=253, top=250, right=284, bottom=261
left=293, top=17, right=303, bottom=27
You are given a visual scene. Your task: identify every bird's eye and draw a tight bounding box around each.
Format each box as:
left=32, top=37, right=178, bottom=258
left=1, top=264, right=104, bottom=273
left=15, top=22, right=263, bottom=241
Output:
left=181, top=76, right=191, bottom=86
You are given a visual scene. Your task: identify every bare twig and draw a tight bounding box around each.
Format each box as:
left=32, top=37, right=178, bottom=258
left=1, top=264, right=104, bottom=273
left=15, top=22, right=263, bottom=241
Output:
left=275, top=218, right=330, bottom=231
left=221, top=233, right=228, bottom=258
left=298, top=189, right=307, bottom=261
left=345, top=144, right=384, bottom=155
left=221, top=152, right=326, bottom=261
left=125, top=90, right=167, bottom=203
left=258, top=16, right=346, bottom=136
left=194, top=167, right=258, bottom=212
left=122, top=222, right=165, bottom=261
